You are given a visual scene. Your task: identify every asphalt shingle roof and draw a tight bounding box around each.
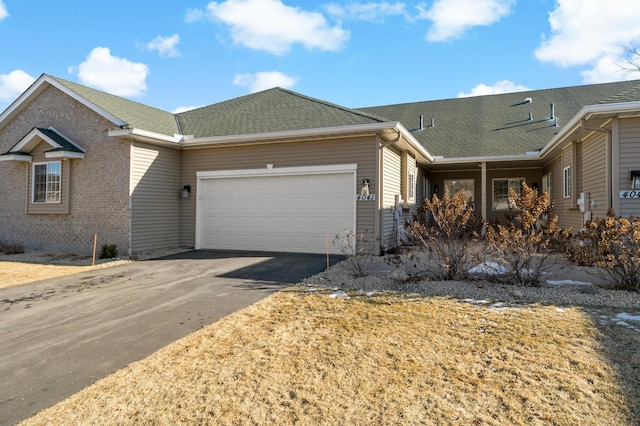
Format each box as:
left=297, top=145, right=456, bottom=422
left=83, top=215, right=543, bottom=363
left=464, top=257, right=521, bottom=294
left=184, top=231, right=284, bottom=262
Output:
left=176, top=87, right=386, bottom=138
left=44, top=75, right=640, bottom=158
left=50, top=75, right=179, bottom=136
left=358, top=80, right=640, bottom=158
left=37, top=127, right=83, bottom=152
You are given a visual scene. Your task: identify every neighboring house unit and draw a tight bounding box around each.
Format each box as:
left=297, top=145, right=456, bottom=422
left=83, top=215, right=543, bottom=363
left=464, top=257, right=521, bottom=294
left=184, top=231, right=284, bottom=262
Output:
left=2, top=74, right=640, bottom=256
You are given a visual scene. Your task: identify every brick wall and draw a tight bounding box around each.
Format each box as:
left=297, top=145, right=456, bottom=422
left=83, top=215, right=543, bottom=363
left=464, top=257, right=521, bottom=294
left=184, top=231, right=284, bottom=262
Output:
left=0, top=85, right=131, bottom=255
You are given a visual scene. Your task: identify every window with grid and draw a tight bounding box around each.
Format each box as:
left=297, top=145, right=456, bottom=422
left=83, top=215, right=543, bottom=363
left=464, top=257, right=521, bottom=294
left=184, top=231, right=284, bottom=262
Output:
left=493, top=178, right=523, bottom=210
left=444, top=179, right=474, bottom=205
left=33, top=162, right=61, bottom=203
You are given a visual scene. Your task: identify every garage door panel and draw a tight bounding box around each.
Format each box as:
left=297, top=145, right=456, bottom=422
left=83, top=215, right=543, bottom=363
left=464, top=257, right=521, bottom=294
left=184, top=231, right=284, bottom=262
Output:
left=199, top=171, right=355, bottom=254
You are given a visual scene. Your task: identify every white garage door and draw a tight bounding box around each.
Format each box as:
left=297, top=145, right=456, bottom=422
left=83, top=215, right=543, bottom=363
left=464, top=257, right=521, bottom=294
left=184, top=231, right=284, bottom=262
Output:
left=197, top=166, right=356, bottom=254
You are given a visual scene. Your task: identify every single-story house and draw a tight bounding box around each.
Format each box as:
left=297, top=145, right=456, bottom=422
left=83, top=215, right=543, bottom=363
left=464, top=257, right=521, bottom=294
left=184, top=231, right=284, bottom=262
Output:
left=1, top=74, right=640, bottom=256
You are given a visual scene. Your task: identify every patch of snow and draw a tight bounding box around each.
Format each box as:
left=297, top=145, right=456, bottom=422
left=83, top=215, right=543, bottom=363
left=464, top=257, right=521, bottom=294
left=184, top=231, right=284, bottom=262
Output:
left=468, top=262, right=508, bottom=275
left=556, top=307, right=565, bottom=313
left=546, top=279, right=592, bottom=286
left=616, top=313, right=640, bottom=322
left=462, top=299, right=491, bottom=304
left=330, top=290, right=350, bottom=299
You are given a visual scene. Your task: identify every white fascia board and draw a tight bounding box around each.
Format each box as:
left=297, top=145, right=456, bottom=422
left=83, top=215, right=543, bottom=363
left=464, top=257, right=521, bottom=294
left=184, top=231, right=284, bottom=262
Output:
left=183, top=122, right=400, bottom=146
left=46, top=126, right=86, bottom=152
left=11, top=127, right=85, bottom=154
left=0, top=154, right=32, bottom=162
left=431, top=154, right=539, bottom=165
left=108, top=128, right=182, bottom=143
left=181, top=121, right=435, bottom=162
left=0, top=75, right=127, bottom=130
left=45, top=151, right=85, bottom=159
left=393, top=122, right=435, bottom=163
left=538, top=101, right=640, bottom=158
left=11, top=128, right=54, bottom=152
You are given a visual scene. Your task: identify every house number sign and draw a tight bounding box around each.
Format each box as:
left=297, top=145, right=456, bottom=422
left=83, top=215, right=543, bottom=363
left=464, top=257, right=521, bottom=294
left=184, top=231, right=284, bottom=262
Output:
left=356, top=194, right=376, bottom=201
left=620, top=191, right=640, bottom=199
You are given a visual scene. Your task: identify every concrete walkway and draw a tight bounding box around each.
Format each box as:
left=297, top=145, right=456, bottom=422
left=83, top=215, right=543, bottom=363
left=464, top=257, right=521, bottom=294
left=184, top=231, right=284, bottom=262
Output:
left=0, top=251, right=341, bottom=425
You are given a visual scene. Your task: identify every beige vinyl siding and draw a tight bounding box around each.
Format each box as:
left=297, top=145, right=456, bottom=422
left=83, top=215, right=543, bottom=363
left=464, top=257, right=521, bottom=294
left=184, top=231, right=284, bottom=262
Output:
left=543, top=156, right=561, bottom=205
left=26, top=142, right=71, bottom=215
left=544, top=153, right=582, bottom=231
left=618, top=117, right=640, bottom=217
left=180, top=137, right=377, bottom=251
left=130, top=142, right=181, bottom=252
left=381, top=147, right=401, bottom=251
left=581, top=132, right=608, bottom=220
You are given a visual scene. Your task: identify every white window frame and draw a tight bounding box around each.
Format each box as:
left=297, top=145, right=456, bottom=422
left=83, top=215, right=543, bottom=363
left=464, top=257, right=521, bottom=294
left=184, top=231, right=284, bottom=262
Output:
left=563, top=166, right=571, bottom=199
left=492, top=178, right=524, bottom=211
left=542, top=172, right=552, bottom=205
left=408, top=172, right=415, bottom=200
left=32, top=161, right=61, bottom=203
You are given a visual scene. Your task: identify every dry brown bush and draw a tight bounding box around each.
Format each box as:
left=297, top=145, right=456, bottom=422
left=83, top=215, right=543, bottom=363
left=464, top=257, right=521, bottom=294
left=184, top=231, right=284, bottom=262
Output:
left=572, top=213, right=640, bottom=292
left=486, top=182, right=570, bottom=286
left=399, top=191, right=483, bottom=281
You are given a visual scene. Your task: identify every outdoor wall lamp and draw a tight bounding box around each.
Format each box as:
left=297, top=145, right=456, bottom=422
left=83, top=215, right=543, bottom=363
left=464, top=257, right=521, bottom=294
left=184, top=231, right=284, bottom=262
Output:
left=631, top=171, right=640, bottom=190
left=360, top=179, right=370, bottom=196
left=182, top=185, right=191, bottom=199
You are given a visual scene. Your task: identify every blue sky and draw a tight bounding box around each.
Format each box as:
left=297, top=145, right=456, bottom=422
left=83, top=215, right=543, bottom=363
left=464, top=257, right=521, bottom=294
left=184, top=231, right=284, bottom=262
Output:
left=2, top=0, right=640, bottom=114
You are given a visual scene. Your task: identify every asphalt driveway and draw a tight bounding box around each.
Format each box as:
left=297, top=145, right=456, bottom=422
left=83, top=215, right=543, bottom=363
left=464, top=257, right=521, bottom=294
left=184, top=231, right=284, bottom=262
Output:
left=0, top=250, right=342, bottom=426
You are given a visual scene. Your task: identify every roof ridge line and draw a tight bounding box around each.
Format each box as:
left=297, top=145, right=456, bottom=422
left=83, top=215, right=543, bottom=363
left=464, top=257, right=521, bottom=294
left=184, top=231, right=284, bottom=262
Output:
left=274, top=87, right=389, bottom=123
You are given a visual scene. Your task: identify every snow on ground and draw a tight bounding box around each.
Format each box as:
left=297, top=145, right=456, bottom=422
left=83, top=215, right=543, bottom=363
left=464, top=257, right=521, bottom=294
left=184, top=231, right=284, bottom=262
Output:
left=547, top=280, right=592, bottom=286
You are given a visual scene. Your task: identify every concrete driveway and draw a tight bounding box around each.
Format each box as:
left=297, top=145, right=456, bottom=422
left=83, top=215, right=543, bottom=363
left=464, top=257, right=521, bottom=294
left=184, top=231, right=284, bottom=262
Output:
left=0, top=250, right=342, bottom=426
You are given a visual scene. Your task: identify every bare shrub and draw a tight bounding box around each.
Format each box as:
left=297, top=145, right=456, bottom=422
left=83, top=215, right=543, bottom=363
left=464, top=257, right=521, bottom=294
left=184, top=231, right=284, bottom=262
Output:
left=333, top=229, right=378, bottom=277
left=576, top=215, right=640, bottom=292
left=0, top=239, right=25, bottom=255
left=401, top=191, right=483, bottom=281
left=486, top=182, right=570, bottom=286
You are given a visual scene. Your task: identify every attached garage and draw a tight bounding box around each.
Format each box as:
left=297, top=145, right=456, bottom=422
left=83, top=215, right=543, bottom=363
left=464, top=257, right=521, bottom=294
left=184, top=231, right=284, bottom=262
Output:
left=195, top=164, right=357, bottom=254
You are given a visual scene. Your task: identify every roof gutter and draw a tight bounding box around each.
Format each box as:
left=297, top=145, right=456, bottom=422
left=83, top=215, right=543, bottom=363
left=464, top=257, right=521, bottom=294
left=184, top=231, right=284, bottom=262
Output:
left=107, top=121, right=437, bottom=163
left=390, top=122, right=435, bottom=163
left=108, top=127, right=183, bottom=144
left=181, top=122, right=399, bottom=145
left=538, top=100, right=640, bottom=159
left=431, top=153, right=539, bottom=165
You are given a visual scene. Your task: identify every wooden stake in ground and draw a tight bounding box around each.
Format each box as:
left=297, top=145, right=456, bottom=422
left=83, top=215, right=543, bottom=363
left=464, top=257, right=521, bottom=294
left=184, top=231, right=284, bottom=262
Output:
left=92, top=234, right=97, bottom=267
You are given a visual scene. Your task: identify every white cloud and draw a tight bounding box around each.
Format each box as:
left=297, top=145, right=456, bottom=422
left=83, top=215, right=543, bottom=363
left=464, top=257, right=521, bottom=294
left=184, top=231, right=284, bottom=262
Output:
left=147, top=34, right=181, bottom=58
left=0, top=70, right=36, bottom=101
left=172, top=105, right=204, bottom=113
left=196, top=0, right=349, bottom=55
left=233, top=71, right=298, bottom=92
left=184, top=8, right=205, bottom=23
left=71, top=47, right=150, bottom=97
left=419, top=0, right=515, bottom=42
left=534, top=0, right=640, bottom=83
left=0, top=1, right=8, bottom=21
left=458, top=80, right=531, bottom=97
left=325, top=2, right=406, bottom=22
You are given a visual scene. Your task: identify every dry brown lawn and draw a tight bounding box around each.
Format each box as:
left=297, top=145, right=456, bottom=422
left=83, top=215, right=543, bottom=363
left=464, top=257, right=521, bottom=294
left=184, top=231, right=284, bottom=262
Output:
left=19, top=287, right=640, bottom=425
left=3, top=257, right=639, bottom=425
left=0, top=261, right=94, bottom=289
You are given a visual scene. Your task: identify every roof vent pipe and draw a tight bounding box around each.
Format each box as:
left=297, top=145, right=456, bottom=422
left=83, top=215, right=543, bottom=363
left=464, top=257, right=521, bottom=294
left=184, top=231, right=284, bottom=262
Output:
left=419, top=115, right=424, bottom=130
left=550, top=103, right=555, bottom=120
left=528, top=112, right=533, bottom=121
left=430, top=118, right=435, bottom=127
